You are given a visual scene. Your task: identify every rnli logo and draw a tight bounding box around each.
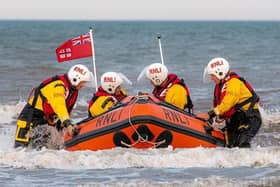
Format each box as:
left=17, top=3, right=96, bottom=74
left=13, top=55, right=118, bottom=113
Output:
left=74, top=66, right=86, bottom=75
left=104, top=77, right=116, bottom=82
left=162, top=108, right=189, bottom=125
left=96, top=109, right=124, bottom=127
left=149, top=67, right=162, bottom=74
left=211, top=60, right=223, bottom=69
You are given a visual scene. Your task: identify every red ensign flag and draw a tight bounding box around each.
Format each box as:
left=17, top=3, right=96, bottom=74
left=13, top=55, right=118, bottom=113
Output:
left=56, top=33, right=93, bottom=63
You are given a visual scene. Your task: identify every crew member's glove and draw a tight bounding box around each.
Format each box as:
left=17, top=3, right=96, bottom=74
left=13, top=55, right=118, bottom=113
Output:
left=72, top=127, right=80, bottom=136
left=207, top=110, right=216, bottom=118
left=63, top=119, right=80, bottom=137
left=206, top=110, right=216, bottom=125
left=211, top=116, right=226, bottom=130
left=63, top=119, right=72, bottom=128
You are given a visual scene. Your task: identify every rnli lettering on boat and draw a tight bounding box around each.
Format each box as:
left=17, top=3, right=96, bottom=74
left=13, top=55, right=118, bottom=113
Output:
left=96, top=108, right=123, bottom=127
left=103, top=77, right=116, bottom=82
left=162, top=108, right=189, bottom=126
left=149, top=67, right=162, bottom=74
left=211, top=60, right=223, bottom=68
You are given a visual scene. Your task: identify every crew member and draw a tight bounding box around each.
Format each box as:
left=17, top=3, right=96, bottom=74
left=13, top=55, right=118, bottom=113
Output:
left=203, top=57, right=262, bottom=148
left=145, top=63, right=193, bottom=112
left=15, top=64, right=92, bottom=148
left=88, top=72, right=128, bottom=117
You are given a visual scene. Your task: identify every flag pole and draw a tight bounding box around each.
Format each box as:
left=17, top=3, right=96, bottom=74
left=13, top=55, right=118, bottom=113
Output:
left=89, top=27, right=98, bottom=92
left=157, top=33, right=164, bottom=65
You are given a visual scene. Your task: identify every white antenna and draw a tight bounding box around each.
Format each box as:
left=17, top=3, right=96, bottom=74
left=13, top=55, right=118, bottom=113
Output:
left=89, top=27, right=98, bottom=92
left=157, top=33, right=164, bottom=65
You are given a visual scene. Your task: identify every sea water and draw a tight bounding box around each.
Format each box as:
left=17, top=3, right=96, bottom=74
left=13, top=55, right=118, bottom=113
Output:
left=0, top=20, right=280, bottom=186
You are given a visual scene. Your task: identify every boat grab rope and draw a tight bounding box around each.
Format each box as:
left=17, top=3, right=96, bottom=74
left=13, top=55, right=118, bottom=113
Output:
left=120, top=139, right=166, bottom=148
left=124, top=95, right=166, bottom=148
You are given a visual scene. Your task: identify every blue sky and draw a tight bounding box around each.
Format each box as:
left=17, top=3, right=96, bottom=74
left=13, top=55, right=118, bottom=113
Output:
left=1, top=0, right=279, bottom=20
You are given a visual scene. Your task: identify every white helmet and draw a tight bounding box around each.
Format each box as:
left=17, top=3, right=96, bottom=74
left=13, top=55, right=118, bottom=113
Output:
left=101, top=72, right=123, bottom=94
left=145, top=63, right=168, bottom=86
left=67, top=64, right=92, bottom=87
left=205, top=57, right=230, bottom=80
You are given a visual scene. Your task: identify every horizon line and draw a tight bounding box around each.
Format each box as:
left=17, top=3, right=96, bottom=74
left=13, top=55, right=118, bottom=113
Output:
left=0, top=19, right=280, bottom=22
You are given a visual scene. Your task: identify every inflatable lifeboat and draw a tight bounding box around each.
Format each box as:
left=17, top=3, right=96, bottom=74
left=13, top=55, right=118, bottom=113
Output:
left=64, top=94, right=225, bottom=151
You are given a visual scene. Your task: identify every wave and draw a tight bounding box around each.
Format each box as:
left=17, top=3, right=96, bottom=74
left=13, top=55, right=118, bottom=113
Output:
left=259, top=106, right=280, bottom=124
left=1, top=104, right=279, bottom=170
left=0, top=101, right=25, bottom=125
left=256, top=88, right=280, bottom=94
left=0, top=146, right=279, bottom=170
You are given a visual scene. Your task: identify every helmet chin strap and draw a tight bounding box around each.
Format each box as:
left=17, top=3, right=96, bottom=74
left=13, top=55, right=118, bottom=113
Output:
left=70, top=85, right=78, bottom=90
left=158, top=77, right=168, bottom=87
left=223, top=72, right=230, bottom=80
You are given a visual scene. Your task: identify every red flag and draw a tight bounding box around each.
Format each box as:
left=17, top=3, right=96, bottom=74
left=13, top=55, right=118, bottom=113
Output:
left=56, top=33, right=93, bottom=63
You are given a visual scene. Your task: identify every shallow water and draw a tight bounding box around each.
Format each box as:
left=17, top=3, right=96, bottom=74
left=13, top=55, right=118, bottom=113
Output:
left=0, top=21, right=280, bottom=186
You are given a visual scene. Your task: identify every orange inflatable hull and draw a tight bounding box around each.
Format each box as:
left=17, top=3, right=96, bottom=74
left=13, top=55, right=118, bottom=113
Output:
left=64, top=95, right=225, bottom=151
